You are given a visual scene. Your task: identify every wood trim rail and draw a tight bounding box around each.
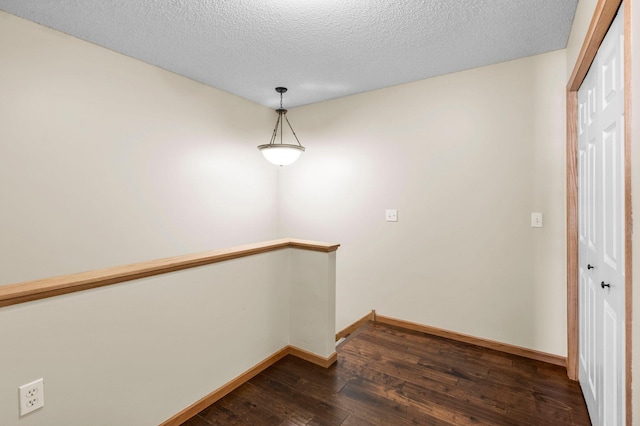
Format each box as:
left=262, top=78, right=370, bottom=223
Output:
left=374, top=315, right=566, bottom=367
left=165, top=311, right=574, bottom=426
left=288, top=346, right=338, bottom=369
left=335, top=310, right=376, bottom=341
left=0, top=238, right=340, bottom=309
left=160, top=345, right=337, bottom=426
left=623, top=5, right=632, bottom=425
left=566, top=89, right=579, bottom=379
left=567, top=0, right=623, bottom=92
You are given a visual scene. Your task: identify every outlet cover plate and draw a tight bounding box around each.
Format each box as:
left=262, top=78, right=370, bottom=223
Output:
left=19, top=378, right=44, bottom=416
left=531, top=212, right=543, bottom=228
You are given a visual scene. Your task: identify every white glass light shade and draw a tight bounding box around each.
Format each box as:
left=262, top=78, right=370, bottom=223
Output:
left=258, top=144, right=305, bottom=166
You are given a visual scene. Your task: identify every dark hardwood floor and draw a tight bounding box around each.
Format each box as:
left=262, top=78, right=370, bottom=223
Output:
left=182, top=322, right=590, bottom=425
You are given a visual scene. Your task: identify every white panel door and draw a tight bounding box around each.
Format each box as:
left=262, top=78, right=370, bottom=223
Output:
left=577, top=7, right=625, bottom=426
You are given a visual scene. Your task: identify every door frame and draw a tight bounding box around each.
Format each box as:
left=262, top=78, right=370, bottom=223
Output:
left=566, top=0, right=632, bottom=423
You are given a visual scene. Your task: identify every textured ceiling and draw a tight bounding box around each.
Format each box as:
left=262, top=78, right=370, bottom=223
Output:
left=0, top=0, right=578, bottom=108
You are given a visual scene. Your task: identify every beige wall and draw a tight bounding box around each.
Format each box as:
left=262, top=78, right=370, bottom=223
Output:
left=280, top=50, right=568, bottom=356
left=6, top=1, right=637, bottom=422
left=0, top=251, right=290, bottom=425
left=0, top=12, right=290, bottom=425
left=565, top=0, right=599, bottom=79
left=0, top=247, right=337, bottom=425
left=289, top=250, right=337, bottom=356
left=0, top=11, right=279, bottom=286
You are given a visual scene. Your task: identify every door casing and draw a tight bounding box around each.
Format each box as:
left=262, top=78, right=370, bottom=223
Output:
left=565, top=0, right=632, bottom=423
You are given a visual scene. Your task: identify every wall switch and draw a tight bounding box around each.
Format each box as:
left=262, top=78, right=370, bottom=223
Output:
left=19, top=378, right=44, bottom=416
left=385, top=209, right=398, bottom=222
left=531, top=212, right=543, bottom=228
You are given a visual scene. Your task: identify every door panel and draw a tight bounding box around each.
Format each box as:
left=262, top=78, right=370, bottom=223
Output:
left=577, top=7, right=624, bottom=425
left=602, top=122, right=621, bottom=270
left=588, top=137, right=597, bottom=254
left=588, top=276, right=597, bottom=398
left=578, top=51, right=598, bottom=419
left=580, top=269, right=587, bottom=369
left=603, top=301, right=617, bottom=426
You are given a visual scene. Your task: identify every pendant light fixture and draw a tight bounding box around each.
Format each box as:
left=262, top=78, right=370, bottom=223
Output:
left=258, top=87, right=305, bottom=166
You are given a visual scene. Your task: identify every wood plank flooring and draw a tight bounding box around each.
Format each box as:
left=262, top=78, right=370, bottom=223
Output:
left=182, top=322, right=590, bottom=425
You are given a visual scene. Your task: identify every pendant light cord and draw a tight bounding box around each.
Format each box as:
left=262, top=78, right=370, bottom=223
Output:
left=280, top=108, right=284, bottom=144
left=266, top=87, right=303, bottom=147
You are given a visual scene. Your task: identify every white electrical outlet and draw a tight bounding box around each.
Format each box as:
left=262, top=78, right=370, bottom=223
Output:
left=385, top=209, right=398, bottom=222
left=19, top=378, right=44, bottom=416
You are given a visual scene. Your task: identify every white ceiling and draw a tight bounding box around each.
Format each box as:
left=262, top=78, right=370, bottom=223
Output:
left=0, top=0, right=578, bottom=108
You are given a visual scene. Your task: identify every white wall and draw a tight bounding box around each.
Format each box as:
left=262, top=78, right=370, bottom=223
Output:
left=280, top=50, right=567, bottom=356
left=0, top=11, right=279, bottom=285
left=0, top=247, right=337, bottom=425
left=0, top=252, right=289, bottom=425
left=0, top=12, right=344, bottom=425
left=289, top=250, right=337, bottom=356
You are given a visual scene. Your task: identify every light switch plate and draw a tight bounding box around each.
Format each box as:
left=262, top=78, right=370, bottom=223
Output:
left=531, top=212, right=543, bottom=228
left=385, top=209, right=398, bottom=222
